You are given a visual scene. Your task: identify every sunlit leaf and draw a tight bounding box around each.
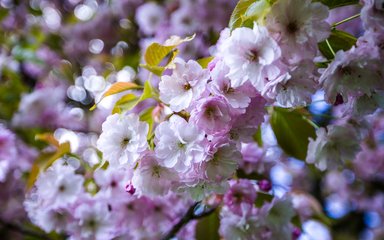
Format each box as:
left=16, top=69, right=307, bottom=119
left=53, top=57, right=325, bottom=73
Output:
left=197, top=56, right=214, bottom=68
left=112, top=93, right=139, bottom=114
left=103, top=82, right=142, bottom=98
left=243, top=0, right=271, bottom=24
left=141, top=34, right=195, bottom=75
left=90, top=82, right=142, bottom=110
left=229, top=0, right=254, bottom=30
left=140, top=106, right=155, bottom=138
left=35, top=133, right=60, bottom=148
left=112, top=80, right=158, bottom=114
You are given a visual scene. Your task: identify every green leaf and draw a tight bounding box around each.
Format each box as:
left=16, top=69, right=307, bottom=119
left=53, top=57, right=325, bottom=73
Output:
left=253, top=125, right=263, bottom=147
left=140, top=106, right=155, bottom=138
left=229, top=0, right=254, bottom=30
left=103, top=82, right=142, bottom=98
left=315, top=0, right=359, bottom=9
left=141, top=64, right=166, bottom=76
left=112, top=80, right=158, bottom=114
left=0, top=68, right=28, bottom=120
left=91, top=82, right=142, bottom=111
left=243, top=0, right=271, bottom=23
left=11, top=45, right=44, bottom=64
left=319, top=30, right=357, bottom=60
left=52, top=60, right=73, bottom=82
left=197, top=56, right=214, bottom=68
left=112, top=93, right=139, bottom=114
left=35, top=133, right=60, bottom=147
left=229, top=0, right=272, bottom=30
left=141, top=79, right=158, bottom=101
left=196, top=209, right=220, bottom=240
left=141, top=35, right=195, bottom=76
left=270, top=107, right=316, bottom=160
left=255, top=192, right=274, bottom=208
left=237, top=169, right=264, bottom=180
left=27, top=142, right=71, bottom=190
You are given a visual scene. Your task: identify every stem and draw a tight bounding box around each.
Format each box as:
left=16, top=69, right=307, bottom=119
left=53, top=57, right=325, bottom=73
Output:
left=0, top=219, right=55, bottom=240
left=325, top=39, right=336, bottom=58
left=332, top=13, right=361, bottom=28
left=161, top=202, right=217, bottom=240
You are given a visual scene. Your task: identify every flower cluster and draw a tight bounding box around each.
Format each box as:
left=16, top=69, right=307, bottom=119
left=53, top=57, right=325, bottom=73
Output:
left=0, top=0, right=383, bottom=239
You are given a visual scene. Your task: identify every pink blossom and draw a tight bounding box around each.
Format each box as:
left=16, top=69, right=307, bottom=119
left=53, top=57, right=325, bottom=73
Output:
left=159, top=58, right=209, bottom=112
left=190, top=95, right=233, bottom=135
left=220, top=24, right=282, bottom=91
left=361, top=0, right=384, bottom=33
left=223, top=180, right=257, bottom=216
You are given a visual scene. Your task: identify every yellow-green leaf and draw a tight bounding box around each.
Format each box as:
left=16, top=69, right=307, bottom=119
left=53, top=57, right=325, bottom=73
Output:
left=27, top=142, right=71, bottom=190
left=35, top=133, right=59, bottom=148
left=140, top=106, right=155, bottom=138
left=140, top=64, right=166, bottom=76
left=243, top=0, right=271, bottom=24
left=229, top=0, right=254, bottom=30
left=112, top=80, right=158, bottom=114
left=103, top=82, right=141, bottom=98
left=197, top=56, right=214, bottom=68
left=90, top=82, right=142, bottom=110
left=112, top=93, right=139, bottom=114
left=142, top=34, right=195, bottom=75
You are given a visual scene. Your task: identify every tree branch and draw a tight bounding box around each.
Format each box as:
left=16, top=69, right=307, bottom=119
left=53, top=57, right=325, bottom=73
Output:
left=0, top=218, right=55, bottom=240
left=161, top=202, right=217, bottom=240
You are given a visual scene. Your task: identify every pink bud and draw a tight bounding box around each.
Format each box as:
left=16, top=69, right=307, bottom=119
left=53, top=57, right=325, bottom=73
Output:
left=125, top=182, right=136, bottom=195
left=257, top=179, right=272, bottom=192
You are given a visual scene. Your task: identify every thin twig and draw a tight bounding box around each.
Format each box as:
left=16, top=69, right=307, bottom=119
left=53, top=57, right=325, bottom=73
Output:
left=161, top=202, right=217, bottom=240
left=325, top=39, right=336, bottom=58
left=332, top=13, right=361, bottom=28
left=0, top=218, right=54, bottom=240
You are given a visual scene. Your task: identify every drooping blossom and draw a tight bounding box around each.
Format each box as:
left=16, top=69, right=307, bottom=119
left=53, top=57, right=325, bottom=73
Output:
left=306, top=124, right=361, bottom=171
left=263, top=60, right=319, bottom=107
left=319, top=47, right=383, bottom=104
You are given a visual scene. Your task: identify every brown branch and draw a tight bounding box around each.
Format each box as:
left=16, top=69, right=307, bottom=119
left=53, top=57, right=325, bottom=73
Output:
left=0, top=218, right=55, bottom=240
left=161, top=202, right=217, bottom=240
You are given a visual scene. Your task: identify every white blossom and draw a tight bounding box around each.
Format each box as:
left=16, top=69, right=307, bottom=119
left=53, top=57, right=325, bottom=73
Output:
left=155, top=115, right=206, bottom=172
left=159, top=58, right=209, bottom=112
left=97, top=113, right=148, bottom=167
left=221, top=23, right=281, bottom=91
